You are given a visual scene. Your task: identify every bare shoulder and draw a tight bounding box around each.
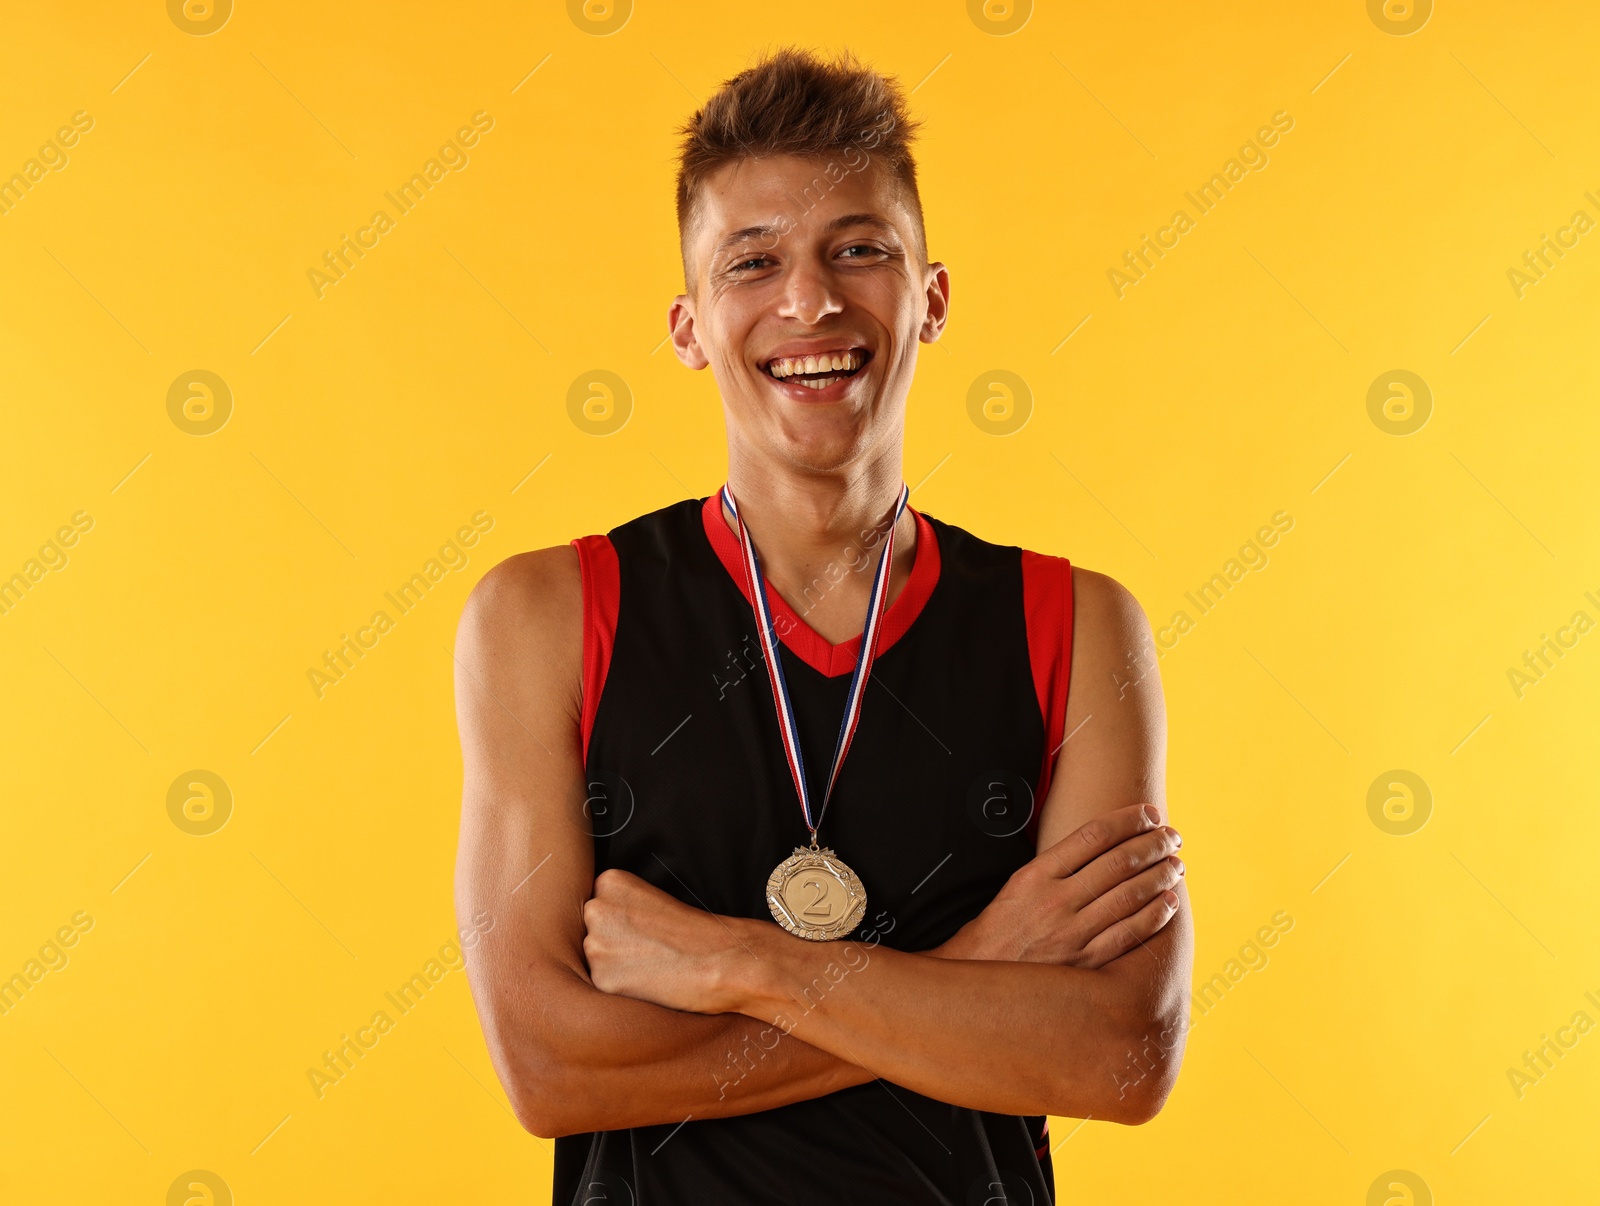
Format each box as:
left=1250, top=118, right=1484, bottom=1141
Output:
left=455, top=545, right=584, bottom=721
left=1069, top=567, right=1153, bottom=658
left=461, top=545, right=581, bottom=636
left=1066, top=565, right=1161, bottom=708
left=459, top=546, right=581, bottom=655
left=1036, top=567, right=1168, bottom=843
left=1065, top=567, right=1164, bottom=762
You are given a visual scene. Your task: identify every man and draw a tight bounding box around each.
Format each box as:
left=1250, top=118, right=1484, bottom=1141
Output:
left=454, top=47, right=1191, bottom=1205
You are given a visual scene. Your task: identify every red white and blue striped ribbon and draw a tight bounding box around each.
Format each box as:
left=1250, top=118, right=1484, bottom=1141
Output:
left=721, top=482, right=910, bottom=844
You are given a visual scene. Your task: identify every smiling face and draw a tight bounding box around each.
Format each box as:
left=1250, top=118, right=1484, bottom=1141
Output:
left=669, top=153, right=949, bottom=476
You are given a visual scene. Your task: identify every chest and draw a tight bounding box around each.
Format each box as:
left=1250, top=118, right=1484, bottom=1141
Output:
left=583, top=515, right=1046, bottom=951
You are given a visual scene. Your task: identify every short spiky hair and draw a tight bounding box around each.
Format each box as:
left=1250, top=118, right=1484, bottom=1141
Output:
left=674, top=47, right=926, bottom=274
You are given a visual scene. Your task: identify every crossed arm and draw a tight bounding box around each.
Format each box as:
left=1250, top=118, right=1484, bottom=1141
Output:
left=452, top=546, right=1192, bottom=1139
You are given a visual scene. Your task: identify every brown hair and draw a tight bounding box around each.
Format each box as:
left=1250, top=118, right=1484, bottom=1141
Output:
left=674, top=47, right=926, bottom=272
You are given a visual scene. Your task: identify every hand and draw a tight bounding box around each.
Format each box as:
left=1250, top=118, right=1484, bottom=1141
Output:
left=938, top=803, right=1183, bottom=968
left=580, top=868, right=760, bottom=1014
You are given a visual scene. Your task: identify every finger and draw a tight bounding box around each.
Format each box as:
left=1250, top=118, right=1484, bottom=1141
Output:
left=1069, top=827, right=1182, bottom=902
left=1077, top=856, right=1184, bottom=936
left=1077, top=883, right=1182, bottom=969
left=1037, top=802, right=1164, bottom=879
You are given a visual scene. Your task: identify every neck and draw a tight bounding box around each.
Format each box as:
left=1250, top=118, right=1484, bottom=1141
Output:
left=721, top=445, right=918, bottom=644
left=726, top=445, right=905, bottom=547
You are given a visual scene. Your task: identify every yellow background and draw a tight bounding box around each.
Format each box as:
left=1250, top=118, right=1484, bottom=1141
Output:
left=2, top=0, right=1596, bottom=1201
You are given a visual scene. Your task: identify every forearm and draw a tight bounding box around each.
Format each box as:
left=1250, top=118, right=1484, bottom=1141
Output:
left=724, top=922, right=1149, bottom=1122
left=531, top=974, right=863, bottom=1134
left=516, top=931, right=987, bottom=1135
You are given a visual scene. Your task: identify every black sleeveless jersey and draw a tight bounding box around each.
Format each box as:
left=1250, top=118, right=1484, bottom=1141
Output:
left=557, top=496, right=1075, bottom=1206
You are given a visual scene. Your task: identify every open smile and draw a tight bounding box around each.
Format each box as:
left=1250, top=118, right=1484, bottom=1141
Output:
left=760, top=348, right=872, bottom=392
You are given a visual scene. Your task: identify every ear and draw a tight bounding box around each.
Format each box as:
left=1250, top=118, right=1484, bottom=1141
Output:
left=919, top=262, right=950, bottom=344
left=668, top=295, right=709, bottom=369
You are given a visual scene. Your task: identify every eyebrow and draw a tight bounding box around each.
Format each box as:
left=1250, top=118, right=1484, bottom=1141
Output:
left=712, top=213, right=899, bottom=258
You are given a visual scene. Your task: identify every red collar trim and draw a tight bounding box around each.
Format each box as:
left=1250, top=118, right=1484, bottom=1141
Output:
left=700, top=493, right=940, bottom=678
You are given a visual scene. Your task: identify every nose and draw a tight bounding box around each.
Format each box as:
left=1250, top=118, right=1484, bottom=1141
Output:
left=776, top=256, right=844, bottom=325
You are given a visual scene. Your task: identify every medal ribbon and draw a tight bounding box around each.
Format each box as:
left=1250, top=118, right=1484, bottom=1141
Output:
left=721, top=482, right=910, bottom=846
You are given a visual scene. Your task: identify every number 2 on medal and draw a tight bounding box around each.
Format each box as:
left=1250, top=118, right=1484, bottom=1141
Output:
left=801, top=876, right=832, bottom=918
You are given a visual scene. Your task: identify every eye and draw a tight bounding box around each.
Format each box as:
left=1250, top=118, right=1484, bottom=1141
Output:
left=730, top=255, right=770, bottom=272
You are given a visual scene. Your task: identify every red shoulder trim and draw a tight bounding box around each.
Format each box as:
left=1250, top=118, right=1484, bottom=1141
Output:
left=571, top=534, right=620, bottom=765
left=700, top=494, right=940, bottom=678
left=1021, top=552, right=1074, bottom=847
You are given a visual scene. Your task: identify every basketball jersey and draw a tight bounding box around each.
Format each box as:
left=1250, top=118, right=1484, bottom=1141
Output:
left=554, top=495, right=1075, bottom=1206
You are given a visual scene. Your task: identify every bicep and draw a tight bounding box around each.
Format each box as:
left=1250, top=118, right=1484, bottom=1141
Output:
left=452, top=548, right=597, bottom=1085
left=453, top=555, right=872, bottom=1132
left=1035, top=567, right=1191, bottom=991
left=1034, top=567, right=1168, bottom=847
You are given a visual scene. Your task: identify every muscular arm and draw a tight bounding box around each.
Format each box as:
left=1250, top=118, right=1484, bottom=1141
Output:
left=699, top=569, right=1193, bottom=1121
left=455, top=547, right=899, bottom=1138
